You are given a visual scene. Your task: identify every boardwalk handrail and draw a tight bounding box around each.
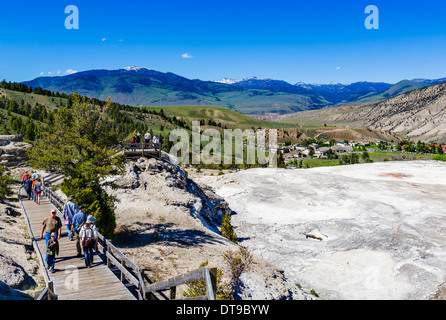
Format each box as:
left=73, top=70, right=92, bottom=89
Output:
left=42, top=185, right=145, bottom=300
left=96, top=234, right=145, bottom=300
left=124, top=142, right=161, bottom=158
left=18, top=187, right=58, bottom=300
left=143, top=267, right=217, bottom=300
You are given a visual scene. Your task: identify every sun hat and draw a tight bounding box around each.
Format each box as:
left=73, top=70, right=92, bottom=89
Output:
left=86, top=215, right=96, bottom=224
left=50, top=232, right=57, bottom=237
left=78, top=205, right=85, bottom=210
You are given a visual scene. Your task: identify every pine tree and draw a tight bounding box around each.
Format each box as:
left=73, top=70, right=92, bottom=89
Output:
left=0, top=164, right=13, bottom=202
left=28, top=94, right=125, bottom=238
left=220, top=212, right=238, bottom=244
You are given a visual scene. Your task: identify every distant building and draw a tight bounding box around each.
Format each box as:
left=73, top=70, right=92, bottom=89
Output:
left=315, top=147, right=330, bottom=158
left=284, top=150, right=302, bottom=160
left=331, top=145, right=354, bottom=153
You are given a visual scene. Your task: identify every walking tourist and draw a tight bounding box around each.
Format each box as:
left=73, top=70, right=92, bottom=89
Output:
left=63, top=195, right=78, bottom=241
left=32, top=170, right=41, bottom=181
left=40, top=209, right=62, bottom=247
left=144, top=130, right=151, bottom=148
left=21, top=171, right=30, bottom=188
left=72, top=205, right=87, bottom=257
left=153, top=134, right=159, bottom=152
left=32, top=178, right=38, bottom=202
left=24, top=176, right=33, bottom=200
left=33, top=178, right=43, bottom=205
left=79, top=215, right=98, bottom=268
left=130, top=136, right=136, bottom=152
left=45, top=232, right=59, bottom=273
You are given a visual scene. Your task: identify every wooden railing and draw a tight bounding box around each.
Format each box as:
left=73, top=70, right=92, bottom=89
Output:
left=143, top=267, right=217, bottom=300
left=42, top=184, right=216, bottom=300
left=124, top=142, right=161, bottom=158
left=96, top=233, right=146, bottom=300
left=18, top=187, right=58, bottom=300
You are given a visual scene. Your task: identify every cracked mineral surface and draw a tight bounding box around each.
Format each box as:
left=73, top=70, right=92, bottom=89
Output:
left=197, top=161, right=446, bottom=300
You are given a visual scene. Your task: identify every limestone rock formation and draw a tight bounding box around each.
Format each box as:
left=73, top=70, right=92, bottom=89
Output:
left=0, top=135, right=32, bottom=167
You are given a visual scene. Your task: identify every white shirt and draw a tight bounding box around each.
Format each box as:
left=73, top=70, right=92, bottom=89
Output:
left=79, top=224, right=98, bottom=241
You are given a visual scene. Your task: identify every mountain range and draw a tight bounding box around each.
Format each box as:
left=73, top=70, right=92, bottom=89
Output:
left=278, top=81, right=446, bottom=143
left=21, top=67, right=446, bottom=116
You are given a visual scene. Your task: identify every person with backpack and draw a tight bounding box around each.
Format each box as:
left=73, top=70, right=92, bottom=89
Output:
left=71, top=205, right=87, bottom=257
left=79, top=215, right=98, bottom=268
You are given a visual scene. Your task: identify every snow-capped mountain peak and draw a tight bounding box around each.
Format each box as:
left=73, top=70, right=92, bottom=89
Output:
left=213, top=76, right=258, bottom=84
left=123, top=66, right=151, bottom=72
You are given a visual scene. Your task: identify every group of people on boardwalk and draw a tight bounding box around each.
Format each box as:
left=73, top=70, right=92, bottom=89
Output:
left=22, top=171, right=43, bottom=205
left=39, top=193, right=99, bottom=273
left=130, top=131, right=160, bottom=152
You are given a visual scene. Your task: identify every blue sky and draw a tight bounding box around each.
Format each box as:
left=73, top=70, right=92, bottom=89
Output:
left=1, top=0, right=446, bottom=84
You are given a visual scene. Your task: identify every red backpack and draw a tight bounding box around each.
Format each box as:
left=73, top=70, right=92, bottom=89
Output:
left=82, top=227, right=95, bottom=248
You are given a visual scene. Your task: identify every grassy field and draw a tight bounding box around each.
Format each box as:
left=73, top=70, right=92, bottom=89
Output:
left=143, top=105, right=299, bottom=130
left=0, top=88, right=66, bottom=110
left=287, top=151, right=434, bottom=169
left=369, top=151, right=433, bottom=162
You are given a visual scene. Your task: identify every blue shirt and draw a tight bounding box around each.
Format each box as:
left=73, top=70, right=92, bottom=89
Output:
left=72, top=210, right=87, bottom=227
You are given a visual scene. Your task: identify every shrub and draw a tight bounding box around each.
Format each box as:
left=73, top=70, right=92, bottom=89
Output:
left=221, top=212, right=238, bottom=244
left=223, top=247, right=254, bottom=297
left=432, top=154, right=446, bottom=161
left=182, top=260, right=233, bottom=300
left=0, top=164, right=13, bottom=202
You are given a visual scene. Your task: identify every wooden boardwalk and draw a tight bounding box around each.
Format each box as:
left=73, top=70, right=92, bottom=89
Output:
left=20, top=189, right=136, bottom=300
left=124, top=147, right=161, bottom=159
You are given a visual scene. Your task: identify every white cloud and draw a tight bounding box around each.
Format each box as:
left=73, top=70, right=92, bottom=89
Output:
left=336, top=66, right=341, bottom=70
left=64, top=69, right=78, bottom=75
left=101, top=38, right=107, bottom=42
left=41, top=69, right=73, bottom=77
left=181, top=53, right=193, bottom=59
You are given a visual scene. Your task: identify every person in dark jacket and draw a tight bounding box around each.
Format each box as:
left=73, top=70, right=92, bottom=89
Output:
left=45, top=232, right=59, bottom=273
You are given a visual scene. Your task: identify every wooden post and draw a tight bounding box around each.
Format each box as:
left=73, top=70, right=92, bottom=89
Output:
left=204, top=267, right=216, bottom=300
left=47, top=279, right=58, bottom=300
left=170, top=286, right=176, bottom=299
left=209, top=267, right=217, bottom=297
left=106, top=240, right=111, bottom=268
left=120, top=257, right=125, bottom=282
